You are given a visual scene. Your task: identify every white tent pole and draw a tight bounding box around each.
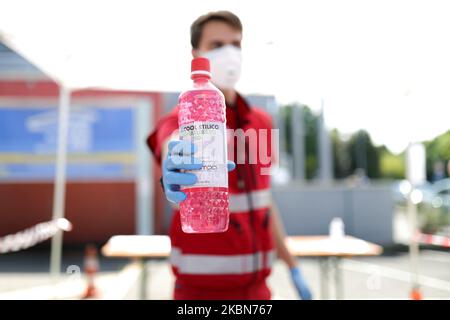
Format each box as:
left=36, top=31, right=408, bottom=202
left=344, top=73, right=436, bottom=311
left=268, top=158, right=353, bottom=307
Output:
left=318, top=98, right=333, bottom=183
left=407, top=188, right=420, bottom=287
left=406, top=141, right=426, bottom=298
left=135, top=99, right=153, bottom=235
left=50, top=85, right=71, bottom=279
left=291, top=104, right=305, bottom=181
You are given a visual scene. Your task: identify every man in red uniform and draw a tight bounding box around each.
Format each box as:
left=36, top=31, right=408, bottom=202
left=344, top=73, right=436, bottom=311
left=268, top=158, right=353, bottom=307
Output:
left=147, top=11, right=312, bottom=300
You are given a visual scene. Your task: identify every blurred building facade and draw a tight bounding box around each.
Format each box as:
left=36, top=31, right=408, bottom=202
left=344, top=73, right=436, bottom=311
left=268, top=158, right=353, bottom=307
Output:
left=0, top=42, right=164, bottom=243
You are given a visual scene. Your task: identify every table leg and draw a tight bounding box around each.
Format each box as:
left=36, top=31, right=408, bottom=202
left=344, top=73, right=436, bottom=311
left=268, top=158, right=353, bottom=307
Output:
left=333, top=257, right=344, bottom=300
left=139, top=258, right=148, bottom=300
left=319, top=258, right=330, bottom=300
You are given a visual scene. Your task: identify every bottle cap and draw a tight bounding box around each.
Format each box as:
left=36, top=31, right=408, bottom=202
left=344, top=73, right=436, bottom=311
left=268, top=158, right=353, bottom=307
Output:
left=191, top=57, right=211, bottom=78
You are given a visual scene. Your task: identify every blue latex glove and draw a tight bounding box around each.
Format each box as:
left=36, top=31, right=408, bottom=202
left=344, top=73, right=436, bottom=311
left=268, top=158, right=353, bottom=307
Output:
left=290, top=267, right=313, bottom=300
left=162, top=140, right=236, bottom=204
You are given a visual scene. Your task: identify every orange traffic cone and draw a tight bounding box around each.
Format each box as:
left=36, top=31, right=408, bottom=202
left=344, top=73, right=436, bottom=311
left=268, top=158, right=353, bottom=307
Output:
left=410, top=286, right=423, bottom=300
left=82, top=244, right=100, bottom=299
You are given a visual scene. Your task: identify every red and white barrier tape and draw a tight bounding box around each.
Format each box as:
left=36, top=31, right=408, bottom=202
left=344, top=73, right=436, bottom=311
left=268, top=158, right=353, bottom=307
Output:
left=0, top=218, right=72, bottom=254
left=418, top=233, right=450, bottom=248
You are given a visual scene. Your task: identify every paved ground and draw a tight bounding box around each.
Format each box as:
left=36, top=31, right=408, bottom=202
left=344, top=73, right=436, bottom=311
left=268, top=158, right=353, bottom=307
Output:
left=0, top=246, right=128, bottom=296
left=123, top=250, right=450, bottom=300
left=1, top=247, right=448, bottom=300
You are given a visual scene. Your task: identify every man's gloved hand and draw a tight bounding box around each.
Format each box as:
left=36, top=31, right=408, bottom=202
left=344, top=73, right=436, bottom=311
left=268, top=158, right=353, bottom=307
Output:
left=290, top=267, right=313, bottom=300
left=162, top=140, right=236, bottom=204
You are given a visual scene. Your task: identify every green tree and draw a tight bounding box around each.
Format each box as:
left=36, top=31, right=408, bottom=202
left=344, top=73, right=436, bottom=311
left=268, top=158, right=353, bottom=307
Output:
left=331, top=129, right=352, bottom=178
left=282, top=104, right=318, bottom=179
left=378, top=145, right=405, bottom=179
left=347, top=130, right=380, bottom=178
left=303, top=106, right=319, bottom=179
left=424, top=130, right=450, bottom=180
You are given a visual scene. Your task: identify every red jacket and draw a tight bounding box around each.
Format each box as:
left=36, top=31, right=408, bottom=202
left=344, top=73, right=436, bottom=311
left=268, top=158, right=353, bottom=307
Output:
left=147, top=93, right=275, bottom=296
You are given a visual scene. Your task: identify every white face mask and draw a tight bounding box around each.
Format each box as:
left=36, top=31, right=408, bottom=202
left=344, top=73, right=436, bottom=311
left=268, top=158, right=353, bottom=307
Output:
left=200, top=44, right=242, bottom=90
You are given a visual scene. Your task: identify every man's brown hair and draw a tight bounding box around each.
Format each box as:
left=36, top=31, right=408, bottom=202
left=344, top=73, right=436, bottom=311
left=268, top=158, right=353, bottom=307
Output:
left=190, top=11, right=243, bottom=49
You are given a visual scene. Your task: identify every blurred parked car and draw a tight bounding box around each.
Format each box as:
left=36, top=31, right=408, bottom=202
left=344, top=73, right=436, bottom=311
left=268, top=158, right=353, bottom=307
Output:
left=391, top=179, right=450, bottom=234
left=420, top=178, right=450, bottom=234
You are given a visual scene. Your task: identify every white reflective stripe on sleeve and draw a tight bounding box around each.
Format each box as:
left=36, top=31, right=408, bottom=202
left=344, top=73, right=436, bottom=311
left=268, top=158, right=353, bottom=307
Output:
left=229, top=189, right=271, bottom=213
left=171, top=247, right=276, bottom=275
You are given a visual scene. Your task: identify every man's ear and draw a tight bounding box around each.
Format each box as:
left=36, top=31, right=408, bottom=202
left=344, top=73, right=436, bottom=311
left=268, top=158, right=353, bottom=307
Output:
left=192, top=49, right=200, bottom=58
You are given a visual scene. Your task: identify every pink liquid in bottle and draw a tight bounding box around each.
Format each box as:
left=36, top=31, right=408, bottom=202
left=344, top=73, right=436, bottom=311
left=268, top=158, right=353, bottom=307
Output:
left=178, top=57, right=229, bottom=233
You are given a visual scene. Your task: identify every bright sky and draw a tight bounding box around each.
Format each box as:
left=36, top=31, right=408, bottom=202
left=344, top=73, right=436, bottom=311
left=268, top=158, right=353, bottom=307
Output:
left=1, top=0, right=449, bottom=153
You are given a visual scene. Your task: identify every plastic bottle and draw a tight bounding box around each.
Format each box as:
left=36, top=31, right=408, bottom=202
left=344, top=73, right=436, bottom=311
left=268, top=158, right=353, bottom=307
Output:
left=329, top=217, right=345, bottom=240
left=178, top=57, right=229, bottom=233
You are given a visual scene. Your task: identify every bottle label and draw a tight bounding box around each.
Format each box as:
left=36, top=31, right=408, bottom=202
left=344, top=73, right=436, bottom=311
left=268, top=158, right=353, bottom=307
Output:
left=179, top=121, right=228, bottom=189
